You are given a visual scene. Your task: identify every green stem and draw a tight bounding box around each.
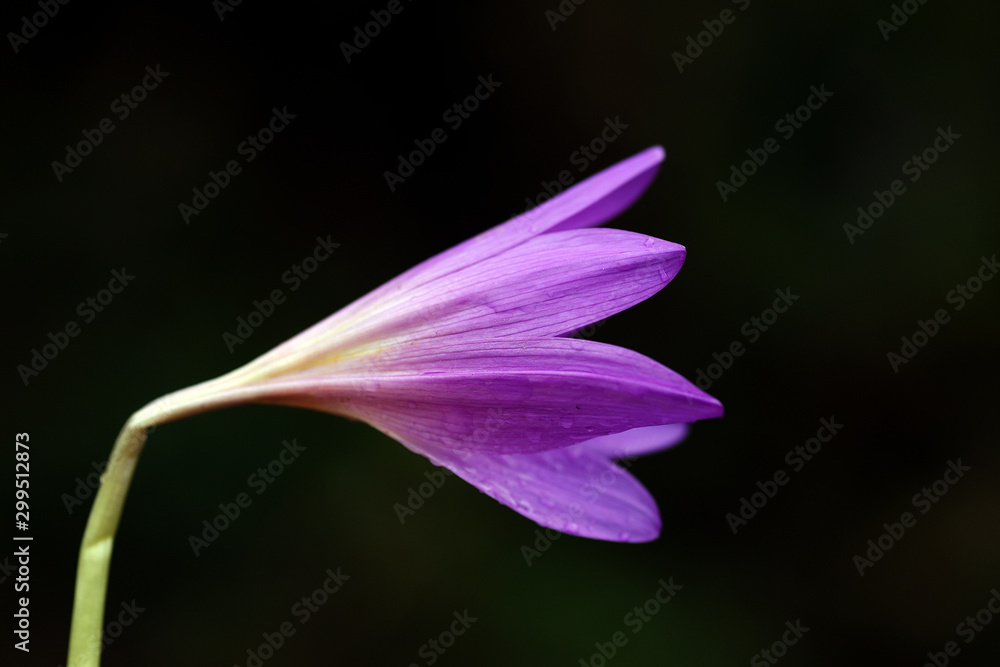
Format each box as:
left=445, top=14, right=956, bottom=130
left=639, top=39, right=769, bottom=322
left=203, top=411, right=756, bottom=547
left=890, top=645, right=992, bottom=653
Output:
left=66, top=368, right=269, bottom=667
left=66, top=420, right=146, bottom=667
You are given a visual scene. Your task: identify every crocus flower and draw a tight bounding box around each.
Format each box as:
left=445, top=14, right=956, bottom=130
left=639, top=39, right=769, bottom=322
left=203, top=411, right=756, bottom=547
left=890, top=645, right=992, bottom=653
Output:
left=68, top=145, right=721, bottom=667
left=133, top=144, right=721, bottom=538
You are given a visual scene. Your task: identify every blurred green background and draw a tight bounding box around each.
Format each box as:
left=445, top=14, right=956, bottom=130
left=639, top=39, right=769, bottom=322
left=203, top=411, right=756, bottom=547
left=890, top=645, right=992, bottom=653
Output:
left=3, top=1, right=999, bottom=665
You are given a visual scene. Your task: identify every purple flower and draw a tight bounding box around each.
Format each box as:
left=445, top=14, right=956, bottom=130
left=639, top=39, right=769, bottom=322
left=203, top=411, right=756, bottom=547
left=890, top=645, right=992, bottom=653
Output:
left=135, top=146, right=722, bottom=541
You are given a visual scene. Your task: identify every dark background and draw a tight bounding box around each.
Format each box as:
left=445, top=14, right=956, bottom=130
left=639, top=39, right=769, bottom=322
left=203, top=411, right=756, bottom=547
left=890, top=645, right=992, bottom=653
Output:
left=4, top=1, right=999, bottom=665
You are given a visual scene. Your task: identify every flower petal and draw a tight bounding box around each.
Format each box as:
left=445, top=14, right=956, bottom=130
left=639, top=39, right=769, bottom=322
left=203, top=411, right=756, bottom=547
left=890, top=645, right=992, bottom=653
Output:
left=266, top=229, right=684, bottom=361
left=256, top=337, right=722, bottom=455
left=578, top=423, right=690, bottom=459
left=345, top=145, right=667, bottom=309
left=401, top=440, right=664, bottom=542
left=240, top=147, right=666, bottom=378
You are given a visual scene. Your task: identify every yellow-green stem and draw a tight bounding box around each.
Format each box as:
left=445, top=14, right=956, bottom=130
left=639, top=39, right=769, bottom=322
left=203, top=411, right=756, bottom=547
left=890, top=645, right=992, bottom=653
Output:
left=66, top=368, right=267, bottom=667
left=66, top=420, right=146, bottom=667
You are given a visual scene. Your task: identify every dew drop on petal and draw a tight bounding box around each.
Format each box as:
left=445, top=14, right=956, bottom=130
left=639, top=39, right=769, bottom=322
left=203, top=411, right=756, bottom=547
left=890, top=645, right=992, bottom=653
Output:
left=598, top=415, right=619, bottom=428
left=644, top=237, right=655, bottom=248
left=560, top=416, right=574, bottom=428
left=658, top=266, right=669, bottom=283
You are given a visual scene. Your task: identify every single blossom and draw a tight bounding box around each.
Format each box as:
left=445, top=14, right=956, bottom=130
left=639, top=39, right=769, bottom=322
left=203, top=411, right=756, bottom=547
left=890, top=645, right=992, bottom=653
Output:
left=133, top=144, right=722, bottom=541
left=69, top=145, right=721, bottom=666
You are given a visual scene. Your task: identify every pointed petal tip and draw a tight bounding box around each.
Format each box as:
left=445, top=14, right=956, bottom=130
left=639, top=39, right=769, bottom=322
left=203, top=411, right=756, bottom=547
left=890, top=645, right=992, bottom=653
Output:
left=550, top=507, right=662, bottom=543
left=644, top=145, right=667, bottom=164
left=400, top=437, right=669, bottom=543
left=540, top=146, right=668, bottom=234
left=622, top=523, right=662, bottom=544
left=706, top=394, right=725, bottom=418
left=580, top=423, right=690, bottom=459
left=602, top=145, right=665, bottom=172
left=684, top=386, right=724, bottom=420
